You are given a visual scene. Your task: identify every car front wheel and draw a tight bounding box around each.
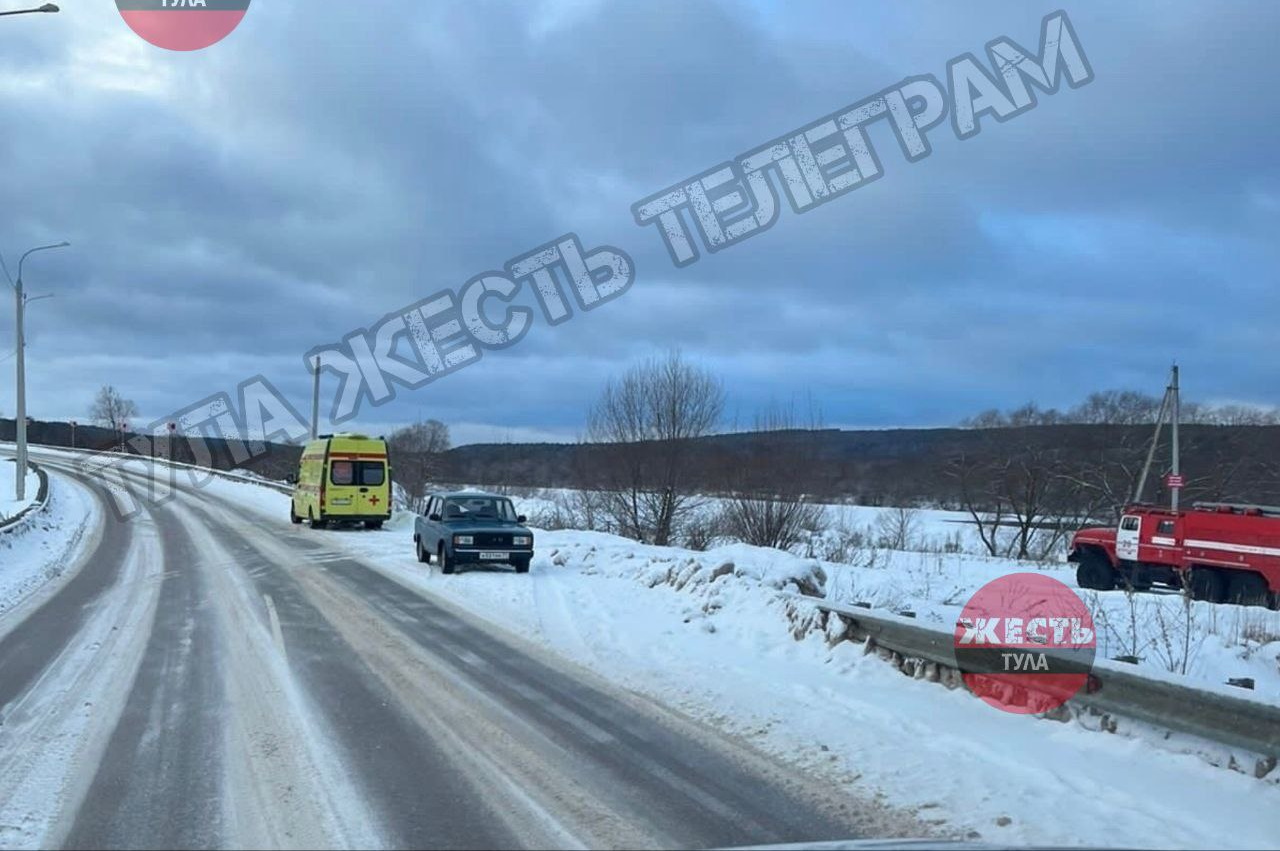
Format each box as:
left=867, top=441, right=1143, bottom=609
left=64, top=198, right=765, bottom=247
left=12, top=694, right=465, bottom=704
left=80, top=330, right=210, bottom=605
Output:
left=1075, top=551, right=1115, bottom=591
left=514, top=559, right=530, bottom=574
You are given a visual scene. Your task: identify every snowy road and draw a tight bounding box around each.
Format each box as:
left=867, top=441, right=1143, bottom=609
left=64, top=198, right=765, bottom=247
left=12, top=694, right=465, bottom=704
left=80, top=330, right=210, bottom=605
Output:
left=0, top=454, right=911, bottom=850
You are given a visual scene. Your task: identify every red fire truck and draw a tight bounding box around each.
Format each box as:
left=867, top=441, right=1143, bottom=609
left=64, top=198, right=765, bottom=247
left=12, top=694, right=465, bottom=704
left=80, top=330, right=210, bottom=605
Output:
left=1069, top=502, right=1280, bottom=608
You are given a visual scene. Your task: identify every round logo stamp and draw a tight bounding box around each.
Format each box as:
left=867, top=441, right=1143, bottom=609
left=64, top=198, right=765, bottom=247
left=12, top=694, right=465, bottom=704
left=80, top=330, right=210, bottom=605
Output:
left=115, top=0, right=251, bottom=52
left=953, top=573, right=1096, bottom=714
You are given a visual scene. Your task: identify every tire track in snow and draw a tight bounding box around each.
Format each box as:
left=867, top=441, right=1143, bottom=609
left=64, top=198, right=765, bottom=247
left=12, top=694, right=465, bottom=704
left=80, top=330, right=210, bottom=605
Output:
left=209, top=507, right=860, bottom=850
left=175, top=496, right=523, bottom=850
left=0, top=467, right=165, bottom=850
left=61, top=507, right=225, bottom=849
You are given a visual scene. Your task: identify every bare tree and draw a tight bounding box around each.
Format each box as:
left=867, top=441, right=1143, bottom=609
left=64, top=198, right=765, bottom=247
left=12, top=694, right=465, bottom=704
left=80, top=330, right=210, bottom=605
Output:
left=949, top=442, right=1100, bottom=561
left=875, top=506, right=920, bottom=550
left=1068, top=390, right=1162, bottom=425
left=587, top=351, right=724, bottom=545
left=948, top=450, right=1007, bottom=557
left=388, top=419, right=450, bottom=512
left=718, top=401, right=826, bottom=551
left=89, top=385, right=138, bottom=430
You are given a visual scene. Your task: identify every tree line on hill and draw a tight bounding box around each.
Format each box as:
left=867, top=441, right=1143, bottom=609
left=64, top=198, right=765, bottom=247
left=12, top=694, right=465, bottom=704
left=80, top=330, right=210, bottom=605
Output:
left=431, top=354, right=1279, bottom=559
left=5, top=368, right=1276, bottom=561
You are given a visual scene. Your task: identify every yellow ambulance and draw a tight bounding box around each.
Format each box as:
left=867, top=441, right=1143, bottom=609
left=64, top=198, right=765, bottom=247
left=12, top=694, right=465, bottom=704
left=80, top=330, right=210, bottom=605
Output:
left=289, top=433, right=392, bottom=529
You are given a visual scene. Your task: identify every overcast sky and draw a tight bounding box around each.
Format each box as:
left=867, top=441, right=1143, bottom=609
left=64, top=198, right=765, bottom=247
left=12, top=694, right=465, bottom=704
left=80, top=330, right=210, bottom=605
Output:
left=1, top=1, right=1276, bottom=445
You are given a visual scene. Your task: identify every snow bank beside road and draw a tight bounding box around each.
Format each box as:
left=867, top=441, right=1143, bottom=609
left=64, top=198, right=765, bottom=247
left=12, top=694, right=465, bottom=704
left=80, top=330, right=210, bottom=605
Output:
left=0, top=469, right=97, bottom=621
left=0, top=459, right=41, bottom=523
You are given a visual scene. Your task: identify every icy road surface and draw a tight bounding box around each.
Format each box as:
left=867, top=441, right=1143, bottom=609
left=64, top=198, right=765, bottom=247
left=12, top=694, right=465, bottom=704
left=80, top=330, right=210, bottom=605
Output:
left=0, top=452, right=919, bottom=850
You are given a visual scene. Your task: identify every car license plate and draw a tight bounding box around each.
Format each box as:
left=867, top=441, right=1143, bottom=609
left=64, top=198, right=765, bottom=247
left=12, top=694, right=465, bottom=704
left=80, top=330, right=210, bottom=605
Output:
left=478, top=551, right=507, bottom=560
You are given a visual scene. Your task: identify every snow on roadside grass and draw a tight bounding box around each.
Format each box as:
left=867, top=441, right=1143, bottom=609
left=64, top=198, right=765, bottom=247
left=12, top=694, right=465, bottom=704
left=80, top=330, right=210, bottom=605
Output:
left=0, top=470, right=98, bottom=620
left=818, top=547, right=1280, bottom=702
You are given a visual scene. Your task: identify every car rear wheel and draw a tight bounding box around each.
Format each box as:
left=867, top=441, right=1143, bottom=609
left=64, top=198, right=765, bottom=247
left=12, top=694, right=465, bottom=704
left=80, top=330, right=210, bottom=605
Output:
left=290, top=502, right=302, bottom=524
left=365, top=520, right=384, bottom=530
left=1225, top=571, right=1269, bottom=607
left=1188, top=568, right=1226, bottom=603
left=415, top=537, right=429, bottom=564
left=309, top=509, right=328, bottom=530
left=439, top=545, right=455, bottom=575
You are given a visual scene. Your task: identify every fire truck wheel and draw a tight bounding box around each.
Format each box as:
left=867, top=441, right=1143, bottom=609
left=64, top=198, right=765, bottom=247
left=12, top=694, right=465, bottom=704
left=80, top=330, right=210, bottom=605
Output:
left=1225, top=571, right=1269, bottom=607
left=1076, top=553, right=1115, bottom=591
left=1188, top=568, right=1226, bottom=603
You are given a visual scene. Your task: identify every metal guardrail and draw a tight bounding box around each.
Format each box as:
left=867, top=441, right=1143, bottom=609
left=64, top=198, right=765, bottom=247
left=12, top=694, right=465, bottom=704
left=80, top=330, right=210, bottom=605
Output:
left=812, top=597, right=1280, bottom=765
left=50, top=446, right=295, bottom=496
left=147, top=455, right=295, bottom=495
left=0, top=460, right=50, bottom=535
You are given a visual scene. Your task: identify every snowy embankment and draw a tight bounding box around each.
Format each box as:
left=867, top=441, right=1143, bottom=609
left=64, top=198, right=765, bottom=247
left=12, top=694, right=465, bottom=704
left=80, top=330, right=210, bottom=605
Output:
left=0, top=459, right=41, bottom=524
left=0, top=466, right=98, bottom=621
left=505, top=487, right=1280, bottom=701
left=198, top=475, right=1280, bottom=850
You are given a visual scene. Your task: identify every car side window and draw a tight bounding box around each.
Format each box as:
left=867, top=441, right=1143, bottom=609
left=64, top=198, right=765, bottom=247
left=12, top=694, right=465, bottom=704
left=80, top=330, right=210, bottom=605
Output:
left=1156, top=520, right=1176, bottom=535
left=1121, top=516, right=1140, bottom=531
left=426, top=498, right=437, bottom=517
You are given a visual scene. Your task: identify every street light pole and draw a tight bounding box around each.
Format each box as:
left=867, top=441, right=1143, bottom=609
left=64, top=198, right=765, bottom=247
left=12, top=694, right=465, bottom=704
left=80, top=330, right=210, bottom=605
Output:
left=12, top=241, right=69, bottom=501
left=0, top=4, right=60, bottom=18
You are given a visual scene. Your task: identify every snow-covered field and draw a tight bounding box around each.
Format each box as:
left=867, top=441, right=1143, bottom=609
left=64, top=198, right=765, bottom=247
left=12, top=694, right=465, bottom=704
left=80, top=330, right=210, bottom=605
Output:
left=0, top=468, right=98, bottom=621
left=192, top=475, right=1280, bottom=849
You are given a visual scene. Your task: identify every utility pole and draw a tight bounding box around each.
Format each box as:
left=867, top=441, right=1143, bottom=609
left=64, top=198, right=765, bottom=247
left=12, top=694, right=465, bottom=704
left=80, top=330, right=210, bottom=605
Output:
left=1170, top=364, right=1181, bottom=511
left=310, top=355, right=321, bottom=440
left=1132, top=364, right=1183, bottom=510
left=10, top=241, right=69, bottom=501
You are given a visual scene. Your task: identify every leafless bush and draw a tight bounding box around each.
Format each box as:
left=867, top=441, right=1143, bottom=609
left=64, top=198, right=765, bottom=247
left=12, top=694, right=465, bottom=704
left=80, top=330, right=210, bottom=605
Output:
left=530, top=489, right=612, bottom=532
left=1240, top=615, right=1280, bottom=647
left=808, top=517, right=880, bottom=569
left=680, top=508, right=727, bottom=551
left=720, top=495, right=825, bottom=552
left=1087, top=589, right=1152, bottom=661
left=1150, top=591, right=1204, bottom=675
left=714, top=400, right=828, bottom=553
left=875, top=507, right=920, bottom=550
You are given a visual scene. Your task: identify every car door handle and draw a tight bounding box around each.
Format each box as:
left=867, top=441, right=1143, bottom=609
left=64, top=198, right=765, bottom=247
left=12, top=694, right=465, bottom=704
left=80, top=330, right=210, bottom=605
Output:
left=359, top=487, right=369, bottom=493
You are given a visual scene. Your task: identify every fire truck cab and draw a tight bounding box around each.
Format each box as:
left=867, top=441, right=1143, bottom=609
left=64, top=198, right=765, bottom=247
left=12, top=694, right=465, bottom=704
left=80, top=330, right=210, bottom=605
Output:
left=1069, top=502, right=1280, bottom=608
